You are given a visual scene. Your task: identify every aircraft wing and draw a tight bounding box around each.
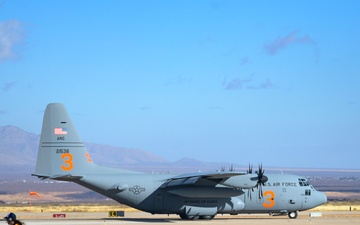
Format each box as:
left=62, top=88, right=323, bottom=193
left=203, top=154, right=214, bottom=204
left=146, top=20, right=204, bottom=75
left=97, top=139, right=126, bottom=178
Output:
left=161, top=171, right=251, bottom=188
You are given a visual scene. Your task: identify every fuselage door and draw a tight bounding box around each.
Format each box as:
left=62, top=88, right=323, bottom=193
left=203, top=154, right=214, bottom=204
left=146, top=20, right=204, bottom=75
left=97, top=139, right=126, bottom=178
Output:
left=301, top=188, right=313, bottom=210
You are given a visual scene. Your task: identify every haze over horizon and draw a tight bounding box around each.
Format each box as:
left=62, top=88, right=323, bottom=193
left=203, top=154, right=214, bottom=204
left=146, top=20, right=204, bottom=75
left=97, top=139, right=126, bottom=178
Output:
left=1, top=1, right=359, bottom=169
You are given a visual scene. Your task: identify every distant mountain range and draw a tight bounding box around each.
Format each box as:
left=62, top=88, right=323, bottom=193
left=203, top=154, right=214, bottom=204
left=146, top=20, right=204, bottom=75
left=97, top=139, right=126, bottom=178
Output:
left=0, top=126, right=39, bottom=173
left=0, top=125, right=228, bottom=174
left=2, top=125, right=359, bottom=177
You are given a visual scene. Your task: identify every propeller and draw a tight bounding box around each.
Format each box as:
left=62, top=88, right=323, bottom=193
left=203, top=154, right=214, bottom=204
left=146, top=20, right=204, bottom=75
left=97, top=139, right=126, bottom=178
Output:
left=219, top=164, right=235, bottom=172
left=220, top=166, right=225, bottom=172
left=247, top=163, right=268, bottom=200
left=229, top=164, right=235, bottom=172
left=247, top=164, right=253, bottom=174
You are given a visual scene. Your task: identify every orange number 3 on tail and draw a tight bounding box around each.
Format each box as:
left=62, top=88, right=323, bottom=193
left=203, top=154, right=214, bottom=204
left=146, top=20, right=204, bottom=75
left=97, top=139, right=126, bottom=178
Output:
left=61, top=153, right=73, bottom=171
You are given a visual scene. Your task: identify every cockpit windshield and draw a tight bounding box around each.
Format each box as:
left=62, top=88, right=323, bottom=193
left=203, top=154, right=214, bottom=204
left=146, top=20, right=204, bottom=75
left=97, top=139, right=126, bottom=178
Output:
left=298, top=178, right=310, bottom=186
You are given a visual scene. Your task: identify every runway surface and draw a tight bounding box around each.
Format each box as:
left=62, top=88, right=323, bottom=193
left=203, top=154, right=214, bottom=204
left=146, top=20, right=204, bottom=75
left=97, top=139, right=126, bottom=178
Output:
left=9, top=211, right=360, bottom=225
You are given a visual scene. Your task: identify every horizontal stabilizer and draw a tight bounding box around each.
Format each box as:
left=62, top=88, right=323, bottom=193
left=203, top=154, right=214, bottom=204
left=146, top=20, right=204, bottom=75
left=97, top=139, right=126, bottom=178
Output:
left=31, top=174, right=50, bottom=180
left=32, top=173, right=83, bottom=181
left=49, top=174, right=83, bottom=181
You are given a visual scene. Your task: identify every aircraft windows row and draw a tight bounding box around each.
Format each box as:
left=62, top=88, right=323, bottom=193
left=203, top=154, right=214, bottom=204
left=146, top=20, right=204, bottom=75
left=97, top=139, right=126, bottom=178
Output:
left=298, top=178, right=310, bottom=186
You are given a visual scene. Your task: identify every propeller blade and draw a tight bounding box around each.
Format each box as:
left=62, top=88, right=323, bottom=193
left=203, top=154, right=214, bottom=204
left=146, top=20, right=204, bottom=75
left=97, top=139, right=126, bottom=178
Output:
left=259, top=185, right=263, bottom=199
left=256, top=163, right=267, bottom=199
left=247, top=164, right=253, bottom=174
left=247, top=187, right=253, bottom=200
left=229, top=164, right=234, bottom=172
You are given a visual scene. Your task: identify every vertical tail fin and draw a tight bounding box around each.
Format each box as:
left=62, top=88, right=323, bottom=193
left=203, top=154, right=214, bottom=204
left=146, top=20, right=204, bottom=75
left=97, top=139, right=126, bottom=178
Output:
left=34, top=103, right=96, bottom=178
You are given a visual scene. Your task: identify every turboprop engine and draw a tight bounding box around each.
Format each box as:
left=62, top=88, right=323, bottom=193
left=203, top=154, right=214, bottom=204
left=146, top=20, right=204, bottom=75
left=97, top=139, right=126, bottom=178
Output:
left=222, top=164, right=268, bottom=198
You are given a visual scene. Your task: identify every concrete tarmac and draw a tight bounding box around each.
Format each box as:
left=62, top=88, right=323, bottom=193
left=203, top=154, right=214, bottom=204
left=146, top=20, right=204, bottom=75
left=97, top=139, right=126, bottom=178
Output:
left=9, top=211, right=360, bottom=225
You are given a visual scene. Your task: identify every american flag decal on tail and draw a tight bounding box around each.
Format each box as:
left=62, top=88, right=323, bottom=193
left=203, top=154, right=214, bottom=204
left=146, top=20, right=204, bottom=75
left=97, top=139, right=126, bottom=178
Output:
left=54, top=127, right=67, bottom=135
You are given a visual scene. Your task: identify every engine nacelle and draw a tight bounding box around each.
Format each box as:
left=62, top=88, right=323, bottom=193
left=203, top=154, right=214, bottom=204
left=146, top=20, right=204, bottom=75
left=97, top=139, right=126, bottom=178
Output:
left=222, top=174, right=258, bottom=189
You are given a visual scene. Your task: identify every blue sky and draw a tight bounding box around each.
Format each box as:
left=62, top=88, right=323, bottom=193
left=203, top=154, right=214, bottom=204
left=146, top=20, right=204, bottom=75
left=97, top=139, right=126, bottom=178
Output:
left=1, top=0, right=359, bottom=169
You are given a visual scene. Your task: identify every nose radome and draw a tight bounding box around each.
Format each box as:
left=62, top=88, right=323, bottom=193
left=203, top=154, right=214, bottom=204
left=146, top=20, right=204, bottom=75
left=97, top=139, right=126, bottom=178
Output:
left=321, top=192, right=328, bottom=204
left=317, top=191, right=327, bottom=206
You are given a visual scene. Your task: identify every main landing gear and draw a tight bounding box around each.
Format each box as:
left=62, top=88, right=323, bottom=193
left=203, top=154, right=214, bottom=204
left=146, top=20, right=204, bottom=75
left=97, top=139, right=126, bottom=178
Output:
left=270, top=211, right=298, bottom=219
left=179, top=214, right=215, bottom=220
left=288, top=211, right=298, bottom=219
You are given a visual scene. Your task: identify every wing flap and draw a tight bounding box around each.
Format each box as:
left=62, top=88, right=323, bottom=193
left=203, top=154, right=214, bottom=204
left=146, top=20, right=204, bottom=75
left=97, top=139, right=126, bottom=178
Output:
left=164, top=176, right=200, bottom=187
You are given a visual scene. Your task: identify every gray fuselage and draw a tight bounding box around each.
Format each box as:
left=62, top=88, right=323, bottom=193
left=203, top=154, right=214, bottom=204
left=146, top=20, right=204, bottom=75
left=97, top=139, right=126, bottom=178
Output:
left=74, top=172, right=326, bottom=215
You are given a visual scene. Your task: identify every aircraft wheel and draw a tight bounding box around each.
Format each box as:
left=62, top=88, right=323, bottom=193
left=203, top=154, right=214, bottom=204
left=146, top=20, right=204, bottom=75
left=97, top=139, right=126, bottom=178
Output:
left=179, top=214, right=187, bottom=220
left=288, top=211, right=298, bottom=219
left=179, top=214, right=199, bottom=220
left=189, top=215, right=200, bottom=220
left=200, top=215, right=215, bottom=220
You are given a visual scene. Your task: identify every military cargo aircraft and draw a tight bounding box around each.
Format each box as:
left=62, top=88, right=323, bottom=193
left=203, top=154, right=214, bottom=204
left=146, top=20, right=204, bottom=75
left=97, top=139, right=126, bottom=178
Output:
left=32, top=103, right=327, bottom=220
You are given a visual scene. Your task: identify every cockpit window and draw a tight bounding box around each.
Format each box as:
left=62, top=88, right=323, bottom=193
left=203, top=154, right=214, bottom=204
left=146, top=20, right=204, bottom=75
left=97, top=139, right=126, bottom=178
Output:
left=298, top=178, right=310, bottom=186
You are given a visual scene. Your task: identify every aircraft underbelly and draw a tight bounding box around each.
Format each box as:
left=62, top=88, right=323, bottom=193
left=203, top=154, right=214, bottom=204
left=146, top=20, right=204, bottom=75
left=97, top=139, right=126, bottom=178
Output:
left=160, top=193, right=245, bottom=214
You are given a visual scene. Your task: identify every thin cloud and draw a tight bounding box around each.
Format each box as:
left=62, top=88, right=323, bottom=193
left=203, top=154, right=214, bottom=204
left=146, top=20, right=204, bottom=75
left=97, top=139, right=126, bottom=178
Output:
left=165, top=75, right=192, bottom=86
left=140, top=106, right=151, bottom=110
left=0, top=20, right=25, bottom=62
left=225, top=77, right=252, bottom=90
left=239, top=57, right=249, bottom=65
left=0, top=110, right=6, bottom=115
left=348, top=101, right=357, bottom=105
left=197, top=33, right=217, bottom=47
left=248, top=78, right=274, bottom=90
left=264, top=30, right=316, bottom=55
left=1, top=81, right=16, bottom=92
left=224, top=76, right=274, bottom=91
left=208, top=106, right=224, bottom=110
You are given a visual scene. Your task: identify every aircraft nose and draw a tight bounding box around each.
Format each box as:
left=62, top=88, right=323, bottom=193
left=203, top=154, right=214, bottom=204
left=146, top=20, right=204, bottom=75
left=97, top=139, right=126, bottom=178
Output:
left=316, top=191, right=327, bottom=206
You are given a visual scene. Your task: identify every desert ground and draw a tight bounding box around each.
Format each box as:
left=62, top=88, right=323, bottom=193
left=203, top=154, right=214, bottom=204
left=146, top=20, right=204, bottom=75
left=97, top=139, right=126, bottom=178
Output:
left=1, top=209, right=360, bottom=225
